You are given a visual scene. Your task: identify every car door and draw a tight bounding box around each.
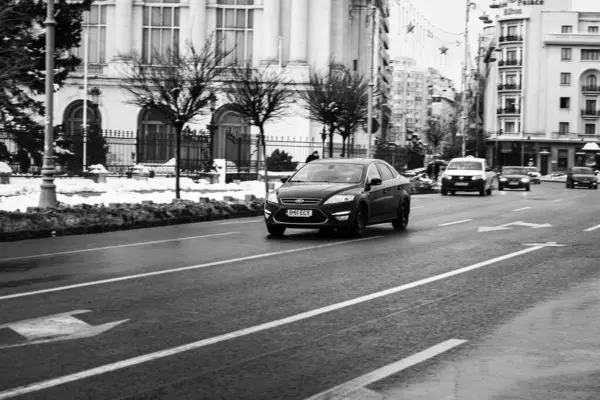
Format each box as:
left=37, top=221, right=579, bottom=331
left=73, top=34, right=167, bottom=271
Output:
left=376, top=162, right=399, bottom=219
left=365, top=163, right=385, bottom=221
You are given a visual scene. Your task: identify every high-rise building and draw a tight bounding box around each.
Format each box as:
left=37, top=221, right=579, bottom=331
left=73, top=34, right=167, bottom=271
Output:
left=483, top=0, right=600, bottom=174
left=53, top=0, right=391, bottom=166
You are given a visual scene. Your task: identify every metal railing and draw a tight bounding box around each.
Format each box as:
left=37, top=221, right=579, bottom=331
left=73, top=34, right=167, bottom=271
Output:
left=499, top=35, right=523, bottom=42
left=581, top=109, right=600, bottom=117
left=497, top=107, right=520, bottom=115
left=497, top=83, right=521, bottom=90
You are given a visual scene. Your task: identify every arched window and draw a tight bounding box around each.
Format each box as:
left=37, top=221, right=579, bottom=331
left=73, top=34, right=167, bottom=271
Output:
left=63, top=100, right=102, bottom=135
left=587, top=75, right=597, bottom=88
left=137, top=108, right=174, bottom=164
left=213, top=110, right=251, bottom=171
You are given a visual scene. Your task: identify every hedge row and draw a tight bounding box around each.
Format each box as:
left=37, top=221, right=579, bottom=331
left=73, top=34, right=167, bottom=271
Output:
left=0, top=199, right=264, bottom=242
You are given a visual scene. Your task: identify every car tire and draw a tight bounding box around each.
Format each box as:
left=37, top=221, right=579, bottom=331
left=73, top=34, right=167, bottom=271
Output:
left=392, top=200, right=409, bottom=231
left=441, top=189, right=448, bottom=196
left=499, top=185, right=504, bottom=191
left=267, top=225, right=286, bottom=237
left=525, top=185, right=531, bottom=192
left=486, top=186, right=492, bottom=196
left=479, top=187, right=486, bottom=196
left=450, top=191, right=456, bottom=195
left=351, top=206, right=368, bottom=237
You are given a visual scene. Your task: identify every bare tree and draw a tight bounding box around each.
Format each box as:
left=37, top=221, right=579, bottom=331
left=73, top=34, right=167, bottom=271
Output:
left=425, top=115, right=454, bottom=155
left=120, top=37, right=232, bottom=199
left=225, top=63, right=295, bottom=196
left=337, top=71, right=369, bottom=157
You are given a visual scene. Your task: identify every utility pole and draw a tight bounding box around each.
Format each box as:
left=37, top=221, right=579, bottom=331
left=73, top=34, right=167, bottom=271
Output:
left=82, top=27, right=89, bottom=171
left=461, top=1, right=474, bottom=158
left=366, top=3, right=376, bottom=158
left=39, top=0, right=57, bottom=208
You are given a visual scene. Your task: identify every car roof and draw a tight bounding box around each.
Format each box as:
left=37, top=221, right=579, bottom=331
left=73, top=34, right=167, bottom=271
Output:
left=310, top=158, right=388, bottom=165
left=503, top=166, right=528, bottom=168
left=449, top=157, right=485, bottom=163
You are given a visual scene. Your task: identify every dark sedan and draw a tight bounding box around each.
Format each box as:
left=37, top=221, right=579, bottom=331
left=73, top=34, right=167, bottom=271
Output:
left=264, top=158, right=412, bottom=237
left=566, top=167, right=598, bottom=189
left=498, top=166, right=531, bottom=191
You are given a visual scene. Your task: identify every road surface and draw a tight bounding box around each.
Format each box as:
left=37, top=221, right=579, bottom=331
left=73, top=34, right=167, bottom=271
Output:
left=0, top=182, right=599, bottom=399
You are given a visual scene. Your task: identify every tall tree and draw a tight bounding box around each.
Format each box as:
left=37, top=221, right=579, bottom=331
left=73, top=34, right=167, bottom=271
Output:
left=337, top=72, right=369, bottom=157
left=425, top=115, right=450, bottom=154
left=225, top=63, right=295, bottom=196
left=120, top=38, right=232, bottom=199
left=0, top=0, right=93, bottom=155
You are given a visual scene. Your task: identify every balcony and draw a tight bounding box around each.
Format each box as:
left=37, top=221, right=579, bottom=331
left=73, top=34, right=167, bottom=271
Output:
left=497, top=83, right=522, bottom=91
left=497, top=106, right=520, bottom=115
left=498, top=59, right=522, bottom=67
left=499, top=35, right=523, bottom=43
left=582, top=85, right=600, bottom=94
left=551, top=132, right=599, bottom=141
left=544, top=33, right=600, bottom=46
left=581, top=109, right=600, bottom=118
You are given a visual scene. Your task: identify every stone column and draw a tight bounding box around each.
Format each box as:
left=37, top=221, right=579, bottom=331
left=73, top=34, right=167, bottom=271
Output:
left=190, top=0, right=207, bottom=51
left=262, top=0, right=281, bottom=63
left=114, top=0, right=133, bottom=59
left=502, top=71, right=506, bottom=86
left=517, top=73, right=522, bottom=88
left=289, top=0, right=308, bottom=64
left=330, top=0, right=344, bottom=67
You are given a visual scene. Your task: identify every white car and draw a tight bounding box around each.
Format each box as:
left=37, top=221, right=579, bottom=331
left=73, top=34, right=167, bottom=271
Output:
left=440, top=156, right=496, bottom=196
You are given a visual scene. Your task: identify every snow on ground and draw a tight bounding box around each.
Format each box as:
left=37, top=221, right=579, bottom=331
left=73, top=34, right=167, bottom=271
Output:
left=0, top=177, right=276, bottom=212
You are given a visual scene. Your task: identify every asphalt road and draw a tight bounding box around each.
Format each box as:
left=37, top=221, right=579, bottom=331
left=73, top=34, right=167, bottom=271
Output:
left=1, top=182, right=599, bottom=400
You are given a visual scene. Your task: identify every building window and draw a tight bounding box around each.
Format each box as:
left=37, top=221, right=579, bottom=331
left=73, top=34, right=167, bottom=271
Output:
left=561, top=48, right=572, bottom=61
left=589, top=26, right=599, bottom=34
left=559, top=97, right=570, bottom=109
left=585, top=124, right=596, bottom=135
left=587, top=75, right=598, bottom=88
left=586, top=99, right=597, bottom=113
left=558, top=149, right=568, bottom=168
left=560, top=72, right=571, bottom=85
left=506, top=50, right=517, bottom=61
left=507, top=25, right=518, bottom=36
left=73, top=4, right=107, bottom=64
left=142, top=0, right=181, bottom=64
left=581, top=49, right=600, bottom=61
left=559, top=122, right=569, bottom=133
left=561, top=25, right=573, bottom=33
left=505, top=121, right=516, bottom=133
left=216, top=0, right=255, bottom=66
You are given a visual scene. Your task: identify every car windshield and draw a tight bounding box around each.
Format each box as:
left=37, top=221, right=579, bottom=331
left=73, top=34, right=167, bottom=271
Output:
left=289, top=163, right=364, bottom=183
left=525, top=167, right=539, bottom=172
left=446, top=161, right=482, bottom=171
left=572, top=167, right=594, bottom=175
left=503, top=167, right=528, bottom=175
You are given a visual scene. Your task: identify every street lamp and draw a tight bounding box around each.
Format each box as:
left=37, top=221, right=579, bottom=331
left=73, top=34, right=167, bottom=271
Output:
left=321, top=126, right=327, bottom=157
left=205, top=95, right=218, bottom=171
left=39, top=0, right=57, bottom=208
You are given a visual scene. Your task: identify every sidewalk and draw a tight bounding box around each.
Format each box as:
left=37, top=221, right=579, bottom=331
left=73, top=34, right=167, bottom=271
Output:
left=377, top=276, right=600, bottom=400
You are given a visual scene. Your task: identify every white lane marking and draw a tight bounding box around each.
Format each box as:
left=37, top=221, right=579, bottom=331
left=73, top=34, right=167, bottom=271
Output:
left=552, top=199, right=564, bottom=203
left=303, top=339, right=468, bottom=400
left=513, top=206, right=531, bottom=212
left=0, top=244, right=551, bottom=399
left=412, top=206, right=425, bottom=209
left=0, top=237, right=381, bottom=301
left=0, top=232, right=239, bottom=263
left=218, top=218, right=262, bottom=225
left=584, top=224, right=600, bottom=232
left=438, top=219, right=473, bottom=227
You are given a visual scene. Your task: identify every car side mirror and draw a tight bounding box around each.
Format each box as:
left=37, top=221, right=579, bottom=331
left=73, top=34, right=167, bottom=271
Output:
left=280, top=176, right=290, bottom=183
left=370, top=178, right=383, bottom=186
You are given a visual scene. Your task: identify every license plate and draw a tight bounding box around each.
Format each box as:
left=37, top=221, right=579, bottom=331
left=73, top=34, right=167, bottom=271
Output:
left=509, top=182, right=519, bottom=185
left=287, top=209, right=313, bottom=217
left=455, top=182, right=468, bottom=186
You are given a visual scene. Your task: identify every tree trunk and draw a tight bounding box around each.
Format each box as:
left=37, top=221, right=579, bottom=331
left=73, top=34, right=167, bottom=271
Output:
left=341, top=136, right=346, bottom=157
left=328, top=126, right=335, bottom=158
left=260, top=126, right=269, bottom=197
left=175, top=126, right=182, bottom=199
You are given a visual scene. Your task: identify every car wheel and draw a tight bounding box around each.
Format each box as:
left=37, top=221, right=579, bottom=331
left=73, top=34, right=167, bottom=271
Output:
left=392, top=200, right=409, bottom=231
left=351, top=206, right=368, bottom=237
left=499, top=185, right=504, bottom=191
left=479, top=187, right=486, bottom=196
left=595, top=186, right=598, bottom=190
left=267, top=225, right=286, bottom=237
left=441, top=189, right=448, bottom=196
left=525, top=185, right=531, bottom=192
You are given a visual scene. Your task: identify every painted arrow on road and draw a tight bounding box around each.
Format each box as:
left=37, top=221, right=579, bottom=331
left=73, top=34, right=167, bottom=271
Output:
left=478, top=221, right=553, bottom=233
left=0, top=310, right=128, bottom=349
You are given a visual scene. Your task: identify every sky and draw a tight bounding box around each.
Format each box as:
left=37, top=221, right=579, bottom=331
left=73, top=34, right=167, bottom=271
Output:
left=391, top=0, right=600, bottom=85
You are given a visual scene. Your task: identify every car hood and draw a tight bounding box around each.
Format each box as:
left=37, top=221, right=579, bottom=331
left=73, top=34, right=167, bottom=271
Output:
left=277, top=182, right=361, bottom=198
left=572, top=174, right=596, bottom=180
left=501, top=174, right=529, bottom=179
left=443, top=170, right=482, bottom=176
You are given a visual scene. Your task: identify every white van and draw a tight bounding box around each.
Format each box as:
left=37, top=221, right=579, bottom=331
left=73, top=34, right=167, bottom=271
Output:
left=440, top=156, right=496, bottom=196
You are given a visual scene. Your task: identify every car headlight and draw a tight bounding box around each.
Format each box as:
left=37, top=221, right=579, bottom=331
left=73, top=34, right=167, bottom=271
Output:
left=267, top=191, right=279, bottom=204
left=471, top=175, right=484, bottom=180
left=442, top=174, right=451, bottom=179
left=324, top=194, right=355, bottom=205
left=499, top=177, right=507, bottom=181
left=521, top=177, right=530, bottom=183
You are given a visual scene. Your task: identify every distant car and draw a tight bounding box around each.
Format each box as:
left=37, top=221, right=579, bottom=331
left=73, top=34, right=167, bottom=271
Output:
left=264, top=158, right=412, bottom=237
left=498, top=166, right=531, bottom=191
left=566, top=167, right=598, bottom=189
left=524, top=166, right=542, bottom=184
left=440, top=156, right=495, bottom=196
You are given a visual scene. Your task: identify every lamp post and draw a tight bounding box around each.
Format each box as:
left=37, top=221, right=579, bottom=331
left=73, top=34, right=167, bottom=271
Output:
left=321, top=126, right=327, bottom=157
left=206, top=96, right=217, bottom=171
left=460, top=1, right=477, bottom=158
left=366, top=3, right=376, bottom=158
left=39, top=0, right=57, bottom=208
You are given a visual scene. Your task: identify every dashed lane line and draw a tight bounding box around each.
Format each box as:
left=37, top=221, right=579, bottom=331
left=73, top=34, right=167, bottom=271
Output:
left=584, top=224, right=600, bottom=232
left=438, top=219, right=473, bottom=227
left=513, top=207, right=531, bottom=212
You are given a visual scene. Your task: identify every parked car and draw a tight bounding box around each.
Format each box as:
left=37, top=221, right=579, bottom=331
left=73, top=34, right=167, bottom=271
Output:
left=264, top=158, right=412, bottom=237
left=524, top=166, right=542, bottom=184
left=566, top=167, right=598, bottom=189
left=440, top=156, right=496, bottom=196
left=498, top=166, right=531, bottom=191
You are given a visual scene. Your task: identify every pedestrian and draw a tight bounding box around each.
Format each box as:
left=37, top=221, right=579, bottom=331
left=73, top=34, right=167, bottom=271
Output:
left=305, top=151, right=319, bottom=163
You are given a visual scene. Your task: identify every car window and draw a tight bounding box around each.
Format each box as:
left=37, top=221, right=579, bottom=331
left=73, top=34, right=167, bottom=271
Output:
left=366, top=164, right=382, bottom=182
left=572, top=167, right=594, bottom=175
left=502, top=167, right=528, bottom=175
left=289, top=162, right=364, bottom=183
left=376, top=163, right=394, bottom=181
left=446, top=161, right=482, bottom=171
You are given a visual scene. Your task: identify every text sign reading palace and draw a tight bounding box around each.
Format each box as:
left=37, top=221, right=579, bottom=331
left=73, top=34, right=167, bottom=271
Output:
left=502, top=0, right=544, bottom=15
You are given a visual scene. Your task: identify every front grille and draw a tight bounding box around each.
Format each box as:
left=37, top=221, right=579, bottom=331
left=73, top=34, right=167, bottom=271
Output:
left=274, top=209, right=328, bottom=224
left=508, top=179, right=521, bottom=184
left=451, top=176, right=470, bottom=181
left=280, top=198, right=321, bottom=205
